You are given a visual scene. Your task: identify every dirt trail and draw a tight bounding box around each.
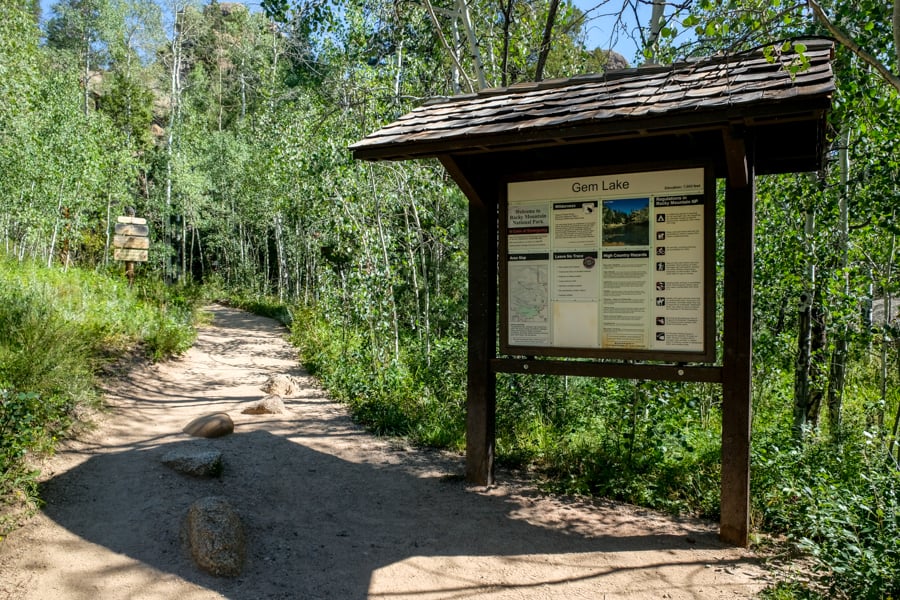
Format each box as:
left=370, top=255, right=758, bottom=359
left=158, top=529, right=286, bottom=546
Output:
left=0, top=304, right=770, bottom=599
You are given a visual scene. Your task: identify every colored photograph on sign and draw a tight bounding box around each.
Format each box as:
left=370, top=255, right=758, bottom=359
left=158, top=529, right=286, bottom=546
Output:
left=602, top=198, right=649, bottom=246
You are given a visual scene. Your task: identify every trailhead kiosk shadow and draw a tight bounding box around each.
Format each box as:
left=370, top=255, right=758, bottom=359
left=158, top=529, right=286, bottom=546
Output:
left=38, top=428, right=756, bottom=599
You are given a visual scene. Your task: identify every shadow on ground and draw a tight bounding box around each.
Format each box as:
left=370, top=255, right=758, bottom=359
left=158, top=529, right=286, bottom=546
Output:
left=38, top=428, right=751, bottom=599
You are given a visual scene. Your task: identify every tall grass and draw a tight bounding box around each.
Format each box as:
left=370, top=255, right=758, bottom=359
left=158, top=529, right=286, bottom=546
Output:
left=0, top=256, right=200, bottom=534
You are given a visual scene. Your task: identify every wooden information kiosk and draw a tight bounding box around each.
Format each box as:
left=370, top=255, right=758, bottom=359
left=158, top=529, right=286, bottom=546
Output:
left=352, top=40, right=835, bottom=546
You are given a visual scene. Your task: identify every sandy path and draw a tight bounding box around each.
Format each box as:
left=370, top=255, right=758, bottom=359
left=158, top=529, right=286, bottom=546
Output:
left=0, top=304, right=769, bottom=599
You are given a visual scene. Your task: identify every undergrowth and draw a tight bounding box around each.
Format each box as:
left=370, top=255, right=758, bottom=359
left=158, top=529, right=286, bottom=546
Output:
left=0, top=256, right=202, bottom=534
left=753, top=430, right=900, bottom=599
left=288, top=306, right=466, bottom=450
left=225, top=292, right=294, bottom=327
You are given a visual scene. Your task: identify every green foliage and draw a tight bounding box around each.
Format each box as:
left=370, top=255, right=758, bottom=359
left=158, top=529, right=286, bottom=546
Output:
left=493, top=376, right=724, bottom=516
left=0, top=266, right=96, bottom=529
left=99, top=69, right=156, bottom=151
left=0, top=255, right=200, bottom=530
left=0, top=390, right=53, bottom=521
left=754, top=432, right=900, bottom=599
left=0, top=284, right=93, bottom=397
left=0, top=0, right=42, bottom=115
left=285, top=287, right=725, bottom=516
left=758, top=581, right=821, bottom=600
left=227, top=293, right=294, bottom=326
left=139, top=307, right=196, bottom=361
left=0, top=277, right=94, bottom=515
left=287, top=304, right=466, bottom=449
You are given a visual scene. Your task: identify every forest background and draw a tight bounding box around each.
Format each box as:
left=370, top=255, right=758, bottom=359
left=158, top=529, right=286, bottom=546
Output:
left=1, top=0, right=900, bottom=597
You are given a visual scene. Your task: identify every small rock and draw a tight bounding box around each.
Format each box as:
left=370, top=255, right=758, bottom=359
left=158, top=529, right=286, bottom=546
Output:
left=260, top=374, right=299, bottom=397
left=241, top=394, right=286, bottom=415
left=161, top=445, right=224, bottom=477
left=183, top=413, right=234, bottom=438
left=183, top=496, right=245, bottom=577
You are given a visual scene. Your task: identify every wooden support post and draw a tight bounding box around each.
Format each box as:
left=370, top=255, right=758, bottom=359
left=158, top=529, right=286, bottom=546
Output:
left=125, top=261, right=136, bottom=288
left=720, top=136, right=755, bottom=546
left=465, top=194, right=498, bottom=485
left=440, top=155, right=499, bottom=486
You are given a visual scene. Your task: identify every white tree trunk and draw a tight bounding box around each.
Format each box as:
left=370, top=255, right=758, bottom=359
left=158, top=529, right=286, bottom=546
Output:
left=105, top=191, right=112, bottom=266
left=164, top=6, right=184, bottom=282
left=408, top=194, right=432, bottom=360
left=879, top=230, right=895, bottom=424
left=893, top=0, right=900, bottom=71
left=827, top=127, right=852, bottom=436
left=48, top=195, right=63, bottom=268
left=646, top=0, right=665, bottom=62
left=423, top=0, right=473, bottom=93
left=456, top=0, right=488, bottom=89
left=369, top=169, right=400, bottom=361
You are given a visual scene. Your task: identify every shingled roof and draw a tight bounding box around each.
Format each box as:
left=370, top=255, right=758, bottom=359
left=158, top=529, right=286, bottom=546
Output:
left=351, top=39, right=835, bottom=169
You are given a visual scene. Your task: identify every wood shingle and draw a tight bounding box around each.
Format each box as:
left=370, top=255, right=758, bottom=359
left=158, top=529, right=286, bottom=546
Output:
left=351, top=39, right=835, bottom=174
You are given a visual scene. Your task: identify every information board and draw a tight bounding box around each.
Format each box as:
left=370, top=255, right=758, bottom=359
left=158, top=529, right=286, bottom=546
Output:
left=501, top=166, right=714, bottom=361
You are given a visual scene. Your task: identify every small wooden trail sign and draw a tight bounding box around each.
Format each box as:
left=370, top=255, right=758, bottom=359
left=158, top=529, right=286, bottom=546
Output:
left=114, top=248, right=149, bottom=262
left=113, top=235, right=150, bottom=249
left=113, top=216, right=150, bottom=262
left=115, top=223, right=150, bottom=237
left=116, top=216, right=147, bottom=225
left=113, top=215, right=149, bottom=286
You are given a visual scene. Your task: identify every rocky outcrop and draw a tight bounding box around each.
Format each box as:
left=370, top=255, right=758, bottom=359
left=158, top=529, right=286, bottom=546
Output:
left=183, top=496, right=245, bottom=577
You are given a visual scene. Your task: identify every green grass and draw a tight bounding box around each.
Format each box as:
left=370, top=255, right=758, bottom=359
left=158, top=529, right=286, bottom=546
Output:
left=0, top=255, right=202, bottom=533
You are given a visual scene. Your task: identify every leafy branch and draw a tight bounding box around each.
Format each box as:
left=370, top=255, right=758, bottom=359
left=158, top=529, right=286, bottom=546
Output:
left=807, top=0, right=900, bottom=93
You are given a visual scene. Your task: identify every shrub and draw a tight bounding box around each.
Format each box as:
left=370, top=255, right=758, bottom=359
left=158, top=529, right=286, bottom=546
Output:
left=754, top=432, right=900, bottom=599
left=0, top=255, right=203, bottom=532
left=286, top=304, right=466, bottom=447
left=142, top=307, right=197, bottom=361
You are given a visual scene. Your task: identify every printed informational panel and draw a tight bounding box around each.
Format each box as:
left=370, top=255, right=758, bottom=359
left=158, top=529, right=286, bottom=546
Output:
left=502, top=166, right=713, bottom=360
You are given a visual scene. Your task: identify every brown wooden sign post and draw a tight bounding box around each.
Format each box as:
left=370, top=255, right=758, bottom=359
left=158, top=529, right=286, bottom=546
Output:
left=352, top=41, right=834, bottom=546
left=113, top=216, right=150, bottom=286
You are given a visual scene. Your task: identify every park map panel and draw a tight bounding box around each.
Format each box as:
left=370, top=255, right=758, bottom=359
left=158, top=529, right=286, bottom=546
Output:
left=505, top=167, right=707, bottom=355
